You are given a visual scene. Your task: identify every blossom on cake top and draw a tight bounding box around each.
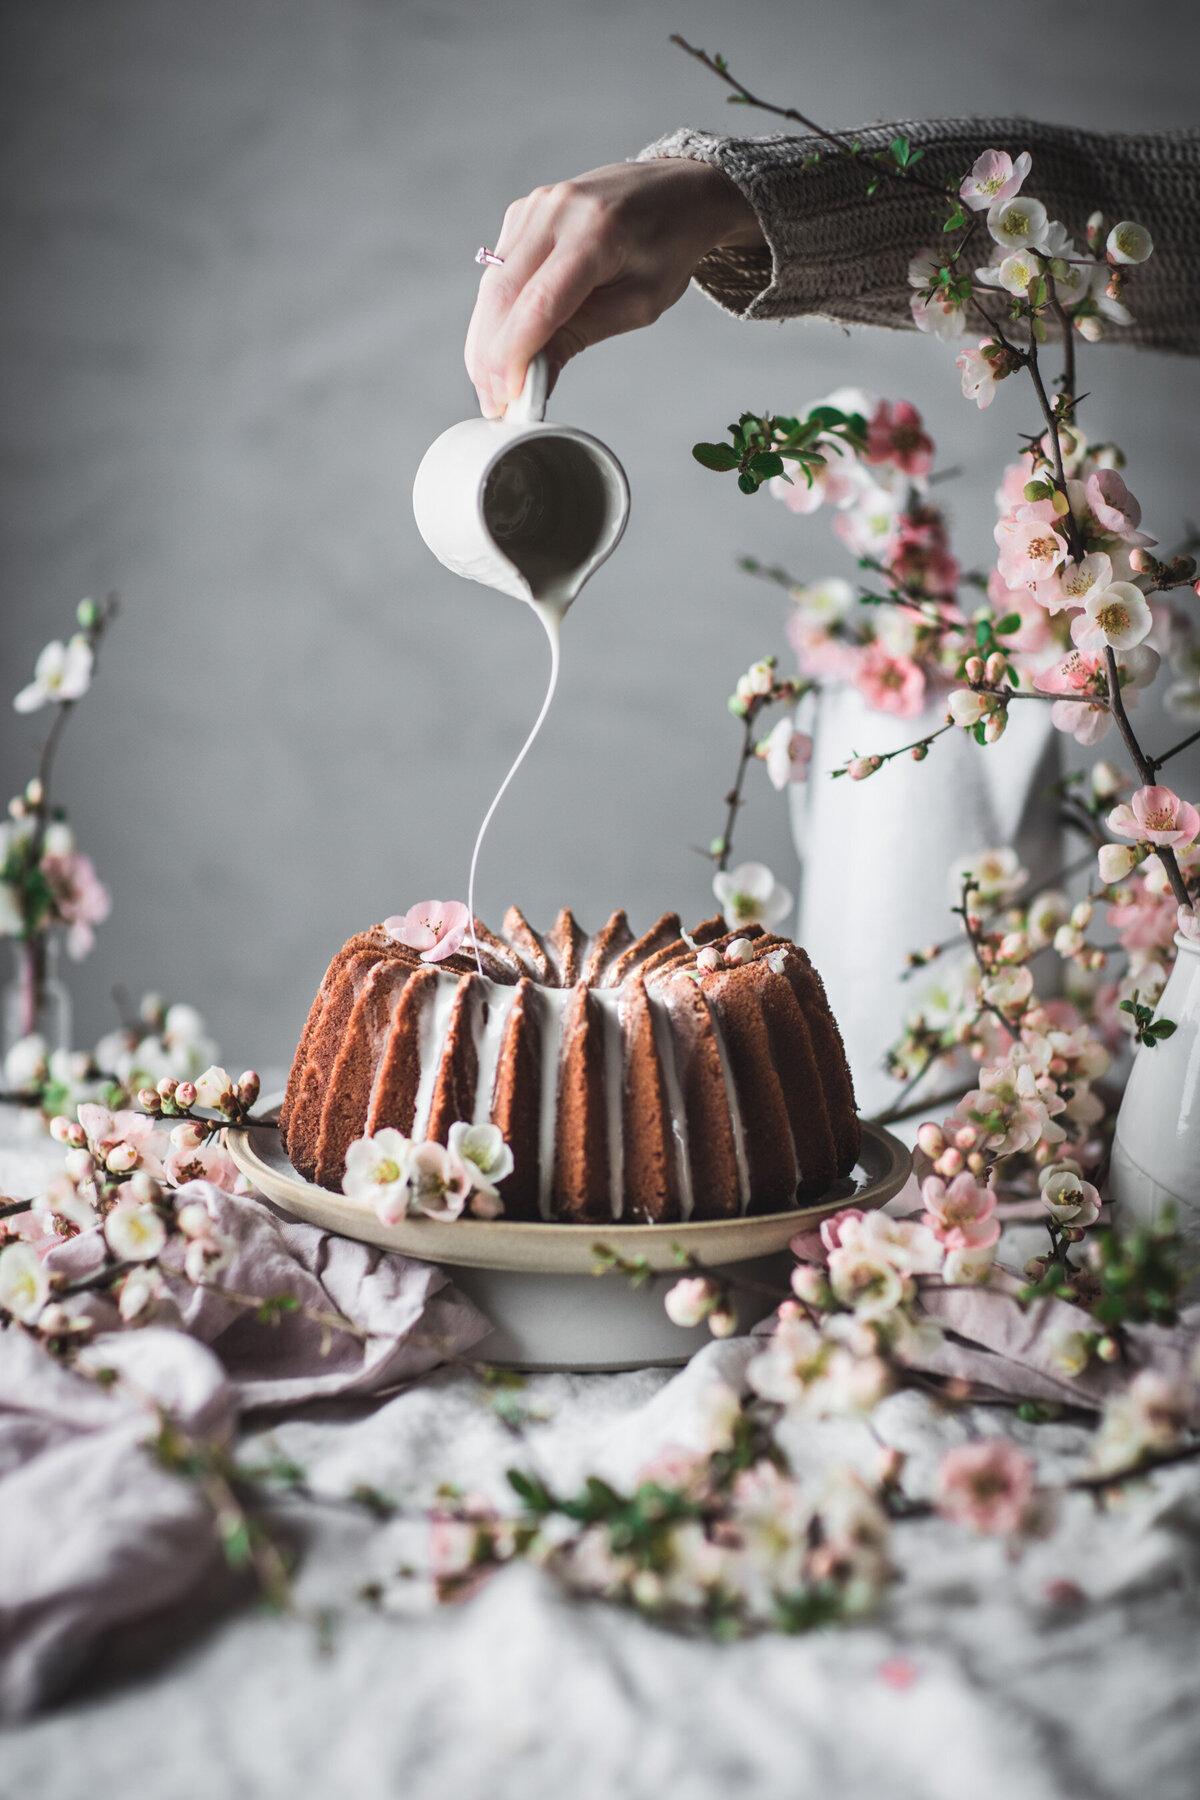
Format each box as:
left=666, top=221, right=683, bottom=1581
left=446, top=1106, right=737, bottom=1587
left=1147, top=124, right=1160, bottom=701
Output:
left=384, top=900, right=470, bottom=964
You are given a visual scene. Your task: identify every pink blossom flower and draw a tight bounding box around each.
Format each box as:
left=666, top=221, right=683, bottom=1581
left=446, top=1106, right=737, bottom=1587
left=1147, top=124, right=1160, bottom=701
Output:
left=863, top=400, right=934, bottom=478
left=1034, top=551, right=1113, bottom=616
left=759, top=718, right=813, bottom=789
left=853, top=644, right=926, bottom=717
left=819, top=1207, right=865, bottom=1254
left=384, top=900, right=470, bottom=964
left=995, top=512, right=1068, bottom=587
left=1107, top=785, right=1200, bottom=848
left=1085, top=468, right=1142, bottom=537
left=164, top=1141, right=242, bottom=1193
left=935, top=1439, right=1036, bottom=1536
left=957, top=341, right=999, bottom=408
left=960, top=149, right=1032, bottom=212
left=920, top=1172, right=1000, bottom=1250
left=41, top=850, right=110, bottom=960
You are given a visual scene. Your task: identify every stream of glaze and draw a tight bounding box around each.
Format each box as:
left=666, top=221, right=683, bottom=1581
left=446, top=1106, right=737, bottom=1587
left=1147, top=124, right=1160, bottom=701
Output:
left=466, top=599, right=564, bottom=976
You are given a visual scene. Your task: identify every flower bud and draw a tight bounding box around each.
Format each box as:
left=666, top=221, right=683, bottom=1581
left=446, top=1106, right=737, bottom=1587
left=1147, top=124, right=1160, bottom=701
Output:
left=966, top=1151, right=987, bottom=1175
left=1096, top=1335, right=1120, bottom=1364
left=790, top=1263, right=828, bottom=1306
left=237, top=1071, right=261, bottom=1108
left=707, top=1304, right=737, bottom=1339
left=983, top=711, right=1007, bottom=744
left=723, top=938, right=754, bottom=966
left=847, top=755, right=882, bottom=781
left=137, top=1087, right=162, bottom=1113
left=1128, top=547, right=1159, bottom=576
left=1024, top=1257, right=1049, bottom=1280
left=1075, top=315, right=1104, bottom=344
left=1098, top=842, right=1137, bottom=885
left=8, top=796, right=26, bottom=820
left=1070, top=900, right=1093, bottom=930
left=174, top=1081, right=197, bottom=1109
left=176, top=1201, right=213, bottom=1240
left=1086, top=210, right=1105, bottom=251
left=77, top=597, right=100, bottom=629
left=48, top=1115, right=75, bottom=1144
left=128, top=1169, right=161, bottom=1204
left=1063, top=1226, right=1086, bottom=1243
left=24, top=777, right=43, bottom=807
left=63, top=1147, right=94, bottom=1183
left=157, top=1076, right=178, bottom=1100
left=964, top=655, right=985, bottom=683
left=910, top=743, right=928, bottom=762
left=170, top=1120, right=205, bottom=1152
left=984, top=651, right=1006, bottom=685
left=916, top=1123, right=945, bottom=1158
left=953, top=1125, right=978, bottom=1152
left=695, top=946, right=722, bottom=972
left=934, top=1147, right=964, bottom=1177
left=105, top=1142, right=139, bottom=1174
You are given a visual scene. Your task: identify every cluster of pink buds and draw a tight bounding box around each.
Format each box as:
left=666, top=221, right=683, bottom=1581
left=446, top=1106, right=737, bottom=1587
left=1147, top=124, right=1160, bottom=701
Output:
left=916, top=1120, right=990, bottom=1181
left=663, top=1275, right=737, bottom=1338
left=136, top=1067, right=260, bottom=1121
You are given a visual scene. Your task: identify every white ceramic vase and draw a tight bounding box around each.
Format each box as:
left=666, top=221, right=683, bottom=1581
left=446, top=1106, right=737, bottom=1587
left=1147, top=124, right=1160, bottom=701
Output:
left=790, top=685, right=1062, bottom=1117
left=1108, top=932, right=1200, bottom=1260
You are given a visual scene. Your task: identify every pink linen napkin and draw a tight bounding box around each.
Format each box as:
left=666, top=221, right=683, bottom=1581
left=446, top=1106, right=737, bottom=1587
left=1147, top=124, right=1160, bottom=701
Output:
left=1, top=1184, right=491, bottom=1717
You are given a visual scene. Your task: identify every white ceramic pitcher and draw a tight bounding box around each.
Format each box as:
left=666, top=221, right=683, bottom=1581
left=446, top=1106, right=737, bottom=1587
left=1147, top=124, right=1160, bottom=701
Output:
left=412, top=354, right=630, bottom=610
left=1108, top=930, right=1200, bottom=1271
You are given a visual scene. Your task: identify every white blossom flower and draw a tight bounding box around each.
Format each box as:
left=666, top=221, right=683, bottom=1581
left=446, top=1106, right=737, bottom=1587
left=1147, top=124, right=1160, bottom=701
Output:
left=342, top=1127, right=414, bottom=1223
left=956, top=340, right=998, bottom=409
left=13, top=636, right=94, bottom=713
left=1039, top=1165, right=1101, bottom=1226
left=119, top=1267, right=163, bottom=1322
left=1106, top=221, right=1153, bottom=265
left=910, top=290, right=967, bottom=340
left=987, top=195, right=1050, bottom=253
left=193, top=1065, right=234, bottom=1110
left=1098, top=843, right=1138, bottom=884
left=0, top=1240, right=50, bottom=1323
left=104, top=1201, right=167, bottom=1263
left=981, top=965, right=1034, bottom=1012
left=405, top=1141, right=472, bottom=1221
left=1090, top=1371, right=1187, bottom=1474
left=664, top=1276, right=717, bottom=1329
left=446, top=1121, right=513, bottom=1200
left=951, top=847, right=1028, bottom=908
left=947, top=688, right=990, bottom=729
left=1071, top=582, right=1153, bottom=653
left=827, top=1244, right=907, bottom=1320
left=4, top=1033, right=48, bottom=1092
left=712, top=862, right=793, bottom=932
left=960, top=149, right=1031, bottom=212
left=759, top=719, right=813, bottom=790
left=995, top=248, right=1041, bottom=295
left=942, top=1243, right=996, bottom=1286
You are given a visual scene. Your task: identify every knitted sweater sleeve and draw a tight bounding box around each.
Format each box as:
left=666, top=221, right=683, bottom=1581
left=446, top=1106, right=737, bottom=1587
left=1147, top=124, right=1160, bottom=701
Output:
left=636, top=117, right=1200, bottom=355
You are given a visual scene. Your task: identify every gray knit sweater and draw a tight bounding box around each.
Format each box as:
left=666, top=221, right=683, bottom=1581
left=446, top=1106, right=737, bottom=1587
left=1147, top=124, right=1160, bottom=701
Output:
left=638, top=119, right=1200, bottom=354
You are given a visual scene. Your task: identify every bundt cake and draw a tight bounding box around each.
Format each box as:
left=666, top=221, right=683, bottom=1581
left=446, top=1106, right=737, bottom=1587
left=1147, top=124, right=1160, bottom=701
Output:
left=280, top=909, right=859, bottom=1224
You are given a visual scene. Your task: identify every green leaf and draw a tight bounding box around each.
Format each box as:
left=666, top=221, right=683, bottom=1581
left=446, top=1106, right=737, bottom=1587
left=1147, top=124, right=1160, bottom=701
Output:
left=973, top=721, right=987, bottom=746
left=507, top=1468, right=554, bottom=1512
left=865, top=176, right=879, bottom=197
left=737, top=471, right=759, bottom=495
left=975, top=620, right=990, bottom=648
left=1150, top=1019, right=1177, bottom=1040
left=943, top=208, right=966, bottom=233
left=749, top=450, right=784, bottom=478
left=692, top=442, right=740, bottom=472
left=889, top=135, right=911, bottom=166
left=993, top=612, right=1022, bottom=636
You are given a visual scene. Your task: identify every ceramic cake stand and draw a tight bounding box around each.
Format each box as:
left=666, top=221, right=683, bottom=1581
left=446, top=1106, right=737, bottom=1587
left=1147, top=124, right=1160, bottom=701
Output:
left=227, top=1107, right=911, bottom=1372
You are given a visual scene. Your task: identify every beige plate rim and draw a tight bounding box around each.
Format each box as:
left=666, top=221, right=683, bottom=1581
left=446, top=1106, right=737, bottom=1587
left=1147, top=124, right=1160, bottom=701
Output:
left=227, top=1109, right=912, bottom=1274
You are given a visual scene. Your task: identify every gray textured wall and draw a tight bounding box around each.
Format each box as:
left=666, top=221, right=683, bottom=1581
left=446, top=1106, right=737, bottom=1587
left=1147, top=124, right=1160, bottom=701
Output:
left=2, top=0, right=1198, bottom=1074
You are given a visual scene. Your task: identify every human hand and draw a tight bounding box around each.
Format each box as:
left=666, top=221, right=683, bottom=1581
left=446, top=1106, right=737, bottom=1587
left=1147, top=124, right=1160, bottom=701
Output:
left=464, top=158, right=763, bottom=417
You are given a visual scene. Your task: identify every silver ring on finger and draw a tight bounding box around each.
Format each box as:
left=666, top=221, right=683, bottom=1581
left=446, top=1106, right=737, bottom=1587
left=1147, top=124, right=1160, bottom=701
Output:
left=475, top=246, right=505, bottom=267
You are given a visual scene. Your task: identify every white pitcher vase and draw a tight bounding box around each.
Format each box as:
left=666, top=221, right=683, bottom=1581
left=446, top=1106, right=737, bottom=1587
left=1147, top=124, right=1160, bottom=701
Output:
left=1108, top=931, right=1200, bottom=1262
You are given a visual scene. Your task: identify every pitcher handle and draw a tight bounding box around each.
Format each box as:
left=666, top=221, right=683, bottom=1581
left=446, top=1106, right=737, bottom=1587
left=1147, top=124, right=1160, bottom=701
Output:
left=507, top=353, right=549, bottom=425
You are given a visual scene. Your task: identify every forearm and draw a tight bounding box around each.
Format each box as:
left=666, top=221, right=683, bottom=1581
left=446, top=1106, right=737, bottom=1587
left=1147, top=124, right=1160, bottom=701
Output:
left=638, top=118, right=1200, bottom=355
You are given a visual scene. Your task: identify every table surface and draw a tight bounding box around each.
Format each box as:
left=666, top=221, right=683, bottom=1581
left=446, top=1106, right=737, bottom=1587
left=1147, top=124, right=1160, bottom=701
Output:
left=4, top=1109, right=1200, bottom=1800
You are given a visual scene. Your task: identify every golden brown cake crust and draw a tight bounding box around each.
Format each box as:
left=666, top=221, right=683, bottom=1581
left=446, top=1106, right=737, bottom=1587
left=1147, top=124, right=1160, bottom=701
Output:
left=280, top=911, right=861, bottom=1214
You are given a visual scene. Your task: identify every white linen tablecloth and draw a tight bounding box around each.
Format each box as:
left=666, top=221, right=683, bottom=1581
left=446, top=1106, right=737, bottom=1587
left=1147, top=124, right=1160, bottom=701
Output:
left=3, top=1117, right=1200, bottom=1800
